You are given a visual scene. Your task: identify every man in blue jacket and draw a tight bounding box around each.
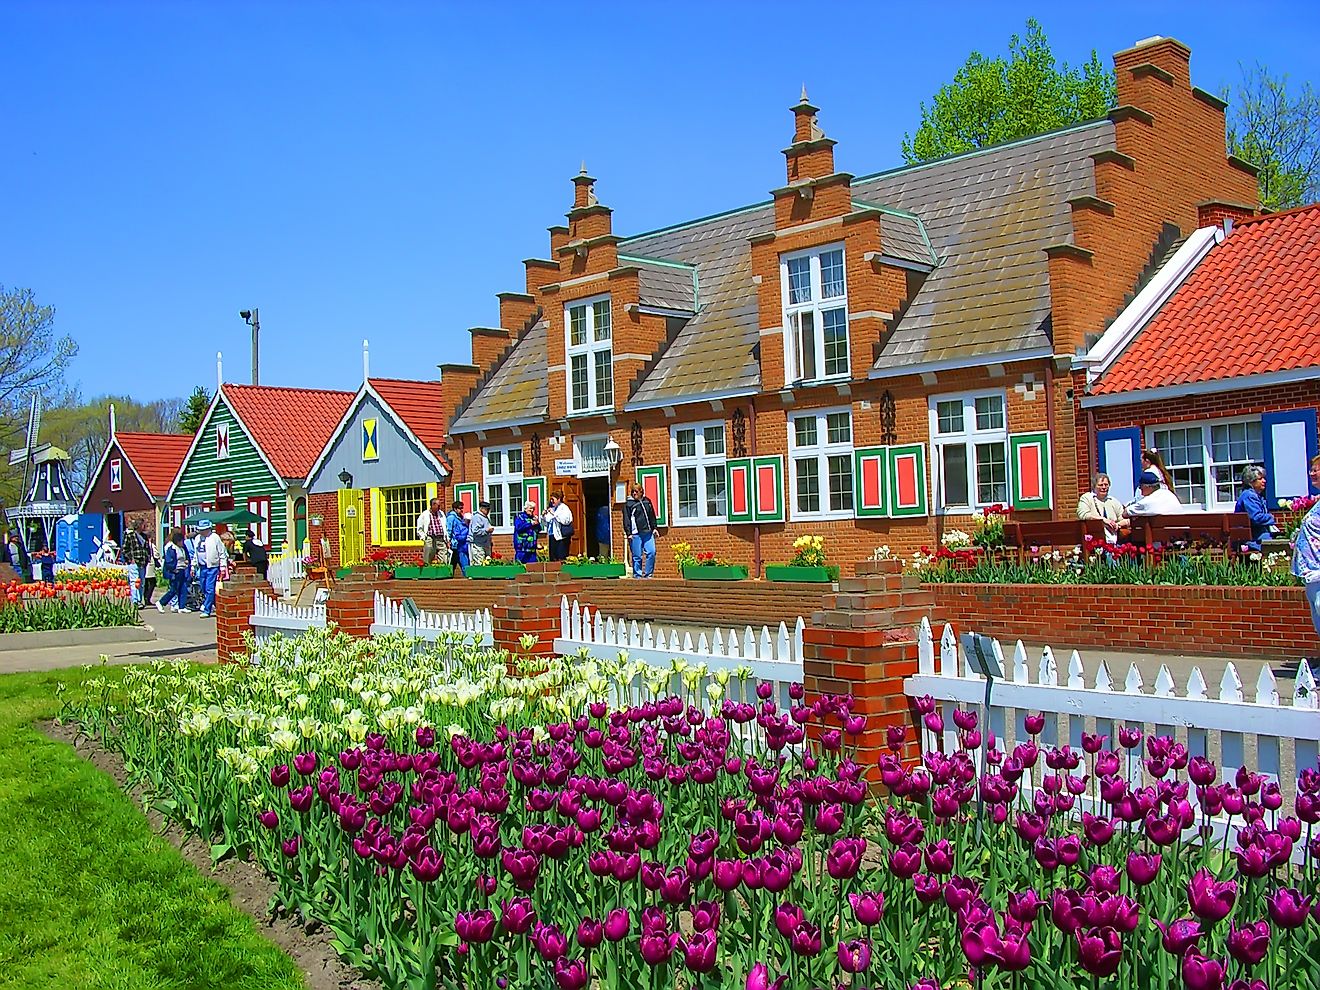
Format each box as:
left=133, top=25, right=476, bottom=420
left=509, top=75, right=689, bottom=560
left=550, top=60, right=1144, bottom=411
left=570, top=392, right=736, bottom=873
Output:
left=445, top=500, right=470, bottom=577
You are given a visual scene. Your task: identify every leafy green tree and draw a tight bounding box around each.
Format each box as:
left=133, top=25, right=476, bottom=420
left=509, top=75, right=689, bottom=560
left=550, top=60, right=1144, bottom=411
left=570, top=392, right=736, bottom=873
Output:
left=1225, top=62, right=1320, bottom=212
left=178, top=385, right=211, bottom=434
left=902, top=20, right=1115, bottom=164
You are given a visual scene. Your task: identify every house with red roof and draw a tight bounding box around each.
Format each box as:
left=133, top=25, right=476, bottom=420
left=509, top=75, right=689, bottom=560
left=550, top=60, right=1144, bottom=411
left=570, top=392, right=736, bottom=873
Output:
left=166, top=364, right=354, bottom=554
left=1078, top=203, right=1320, bottom=508
left=79, top=405, right=194, bottom=546
left=303, top=345, right=453, bottom=567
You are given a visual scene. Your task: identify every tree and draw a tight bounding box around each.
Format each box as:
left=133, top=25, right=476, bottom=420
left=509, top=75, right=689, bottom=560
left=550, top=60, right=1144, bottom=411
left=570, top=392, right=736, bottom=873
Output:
left=1225, top=63, right=1320, bottom=212
left=178, top=386, right=211, bottom=434
left=0, top=287, right=77, bottom=452
left=44, top=396, right=185, bottom=499
left=902, top=20, right=1115, bottom=164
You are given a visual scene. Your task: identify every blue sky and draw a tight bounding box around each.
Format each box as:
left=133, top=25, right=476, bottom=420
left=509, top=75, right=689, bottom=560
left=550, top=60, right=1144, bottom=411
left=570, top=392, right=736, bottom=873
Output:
left=5, top=1, right=1319, bottom=403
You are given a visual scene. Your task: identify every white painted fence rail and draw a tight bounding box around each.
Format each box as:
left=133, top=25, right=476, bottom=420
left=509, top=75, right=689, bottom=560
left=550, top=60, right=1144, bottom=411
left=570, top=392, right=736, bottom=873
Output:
left=267, top=549, right=304, bottom=598
left=370, top=591, right=493, bottom=646
left=249, top=589, right=326, bottom=641
left=553, top=595, right=805, bottom=707
left=905, top=618, right=1320, bottom=830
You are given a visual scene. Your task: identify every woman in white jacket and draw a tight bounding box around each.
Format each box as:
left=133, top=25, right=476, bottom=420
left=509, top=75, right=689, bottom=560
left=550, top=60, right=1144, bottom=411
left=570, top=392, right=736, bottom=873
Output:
left=542, top=492, right=574, bottom=561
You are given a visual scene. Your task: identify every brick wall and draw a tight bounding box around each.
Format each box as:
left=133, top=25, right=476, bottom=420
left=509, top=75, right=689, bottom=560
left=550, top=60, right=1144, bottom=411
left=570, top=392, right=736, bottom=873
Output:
left=926, top=583, right=1319, bottom=660
left=215, top=570, right=270, bottom=663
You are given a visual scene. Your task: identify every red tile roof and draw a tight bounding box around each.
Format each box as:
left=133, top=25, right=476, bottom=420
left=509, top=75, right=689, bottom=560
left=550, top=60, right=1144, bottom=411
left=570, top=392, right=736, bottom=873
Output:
left=369, top=378, right=447, bottom=452
left=114, top=432, right=193, bottom=498
left=224, top=384, right=355, bottom=478
left=1094, top=204, right=1320, bottom=395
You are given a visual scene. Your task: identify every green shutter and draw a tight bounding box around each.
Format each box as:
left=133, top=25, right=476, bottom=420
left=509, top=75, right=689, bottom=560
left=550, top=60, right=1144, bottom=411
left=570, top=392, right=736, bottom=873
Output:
left=635, top=465, right=668, bottom=527
left=454, top=482, right=479, bottom=515
left=725, top=457, right=754, bottom=524
left=751, top=455, right=785, bottom=524
left=523, top=477, right=547, bottom=515
left=853, top=446, right=888, bottom=518
left=1009, top=432, right=1052, bottom=511
left=887, top=444, right=928, bottom=517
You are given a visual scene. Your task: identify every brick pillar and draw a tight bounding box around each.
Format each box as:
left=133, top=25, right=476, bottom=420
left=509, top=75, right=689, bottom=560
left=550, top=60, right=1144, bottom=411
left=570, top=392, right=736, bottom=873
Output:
left=802, top=559, right=934, bottom=778
left=491, top=563, right=581, bottom=662
left=326, top=566, right=384, bottom=639
left=216, top=570, right=266, bottom=663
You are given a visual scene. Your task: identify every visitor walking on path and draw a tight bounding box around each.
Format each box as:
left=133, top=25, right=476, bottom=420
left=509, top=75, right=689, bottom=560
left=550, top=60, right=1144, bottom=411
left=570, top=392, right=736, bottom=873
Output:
left=122, top=518, right=153, bottom=606
left=513, top=501, right=540, bottom=564
left=623, top=485, right=658, bottom=577
left=1234, top=465, right=1278, bottom=550
left=143, top=537, right=160, bottom=604
left=543, top=492, right=573, bottom=561
left=468, top=501, right=493, bottom=566
left=195, top=519, right=227, bottom=618
left=446, top=500, right=470, bottom=576
left=416, top=497, right=448, bottom=567
left=157, top=528, right=192, bottom=613
left=1290, top=455, right=1320, bottom=656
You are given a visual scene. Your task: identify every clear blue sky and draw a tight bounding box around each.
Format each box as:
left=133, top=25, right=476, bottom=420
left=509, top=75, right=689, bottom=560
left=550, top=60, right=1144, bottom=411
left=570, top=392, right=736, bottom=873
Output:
left=5, top=1, right=1318, bottom=403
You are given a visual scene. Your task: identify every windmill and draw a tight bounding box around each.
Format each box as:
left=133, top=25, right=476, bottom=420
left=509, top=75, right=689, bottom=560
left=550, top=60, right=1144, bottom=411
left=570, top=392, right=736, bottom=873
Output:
left=6, top=393, right=76, bottom=551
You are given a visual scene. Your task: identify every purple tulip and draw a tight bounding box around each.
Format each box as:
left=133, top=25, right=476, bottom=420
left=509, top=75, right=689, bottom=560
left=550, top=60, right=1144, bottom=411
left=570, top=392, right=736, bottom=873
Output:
left=1074, top=925, right=1122, bottom=977
left=827, top=837, right=865, bottom=880
left=886, top=725, right=906, bottom=751
left=257, top=809, right=279, bottom=831
left=552, top=958, right=587, bottom=990
left=1266, top=887, right=1314, bottom=929
left=888, top=843, right=921, bottom=879
left=1007, top=889, right=1042, bottom=923
left=293, top=751, right=317, bottom=776
left=849, top=890, right=884, bottom=926
left=1188, top=868, right=1237, bottom=923
left=1117, top=726, right=1142, bottom=748
left=533, top=922, right=569, bottom=962
left=1087, top=865, right=1121, bottom=896
left=269, top=764, right=290, bottom=788
left=1226, top=921, right=1270, bottom=967
left=501, top=897, right=536, bottom=935
left=1121, top=851, right=1159, bottom=887
left=409, top=845, right=444, bottom=882
left=773, top=902, right=804, bottom=938
left=788, top=922, right=821, bottom=957
left=1023, top=713, right=1045, bottom=735
left=1227, top=980, right=1269, bottom=990
left=913, top=873, right=944, bottom=904
left=455, top=909, right=496, bottom=944
left=1154, top=917, right=1203, bottom=956
left=639, top=930, right=679, bottom=966
left=838, top=938, right=872, bottom=973
left=280, top=835, right=300, bottom=858
left=745, top=962, right=786, bottom=990
left=682, top=930, right=718, bottom=973
left=924, top=839, right=954, bottom=874
left=923, top=712, right=944, bottom=734
left=690, top=900, right=721, bottom=933
left=601, top=908, right=629, bottom=942
left=1182, top=952, right=1228, bottom=990
left=1082, top=812, right=1115, bottom=847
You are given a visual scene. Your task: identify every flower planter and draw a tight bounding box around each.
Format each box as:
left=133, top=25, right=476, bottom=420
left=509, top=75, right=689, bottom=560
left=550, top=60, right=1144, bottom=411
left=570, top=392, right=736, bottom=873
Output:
left=335, top=567, right=353, bottom=579
left=681, top=564, right=749, bottom=581
left=468, top=563, right=526, bottom=579
left=765, top=564, right=839, bottom=583
left=392, top=566, right=422, bottom=579
left=562, top=563, right=627, bottom=579
left=418, top=566, right=449, bottom=579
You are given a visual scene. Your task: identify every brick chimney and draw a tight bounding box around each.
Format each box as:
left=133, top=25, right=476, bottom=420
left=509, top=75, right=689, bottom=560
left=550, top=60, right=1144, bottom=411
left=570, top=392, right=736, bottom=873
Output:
left=773, top=89, right=853, bottom=228
left=468, top=327, right=511, bottom=374
left=438, top=362, right=481, bottom=424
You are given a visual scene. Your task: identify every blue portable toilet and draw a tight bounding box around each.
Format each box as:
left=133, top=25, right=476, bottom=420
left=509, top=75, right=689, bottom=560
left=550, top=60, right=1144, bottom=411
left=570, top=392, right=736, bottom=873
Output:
left=55, top=513, right=102, bottom=564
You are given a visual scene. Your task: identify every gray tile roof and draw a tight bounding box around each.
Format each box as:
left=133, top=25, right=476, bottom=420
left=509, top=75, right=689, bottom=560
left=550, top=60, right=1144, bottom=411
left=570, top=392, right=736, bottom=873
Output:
left=449, top=317, right=548, bottom=432
left=855, top=205, right=937, bottom=267
left=631, top=258, right=698, bottom=312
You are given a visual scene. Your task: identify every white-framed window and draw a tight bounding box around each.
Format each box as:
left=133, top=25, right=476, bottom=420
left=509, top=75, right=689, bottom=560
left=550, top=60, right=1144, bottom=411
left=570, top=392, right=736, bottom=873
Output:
left=670, top=422, right=727, bottom=524
left=566, top=295, right=613, bottom=414
left=929, top=391, right=1008, bottom=514
left=789, top=408, right=853, bottom=519
left=484, top=445, right=525, bottom=531
left=782, top=244, right=849, bottom=384
left=1147, top=418, right=1263, bottom=509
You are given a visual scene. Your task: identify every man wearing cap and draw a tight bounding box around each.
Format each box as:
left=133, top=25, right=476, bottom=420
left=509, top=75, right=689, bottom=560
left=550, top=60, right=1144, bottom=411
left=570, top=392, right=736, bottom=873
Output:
left=195, top=520, right=227, bottom=618
left=468, top=500, right=494, bottom=567
left=1125, top=470, right=1182, bottom=517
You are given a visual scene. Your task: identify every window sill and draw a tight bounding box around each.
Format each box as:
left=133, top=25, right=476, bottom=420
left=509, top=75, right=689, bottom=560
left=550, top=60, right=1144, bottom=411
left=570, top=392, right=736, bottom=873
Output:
left=670, top=516, right=729, bottom=528
left=376, top=539, right=424, bottom=548
left=789, top=510, right=856, bottom=523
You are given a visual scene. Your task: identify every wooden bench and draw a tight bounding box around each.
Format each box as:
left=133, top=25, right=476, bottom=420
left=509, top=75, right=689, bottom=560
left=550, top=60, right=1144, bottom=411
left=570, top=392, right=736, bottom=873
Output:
left=1005, top=519, right=1109, bottom=562
left=1131, top=512, right=1253, bottom=554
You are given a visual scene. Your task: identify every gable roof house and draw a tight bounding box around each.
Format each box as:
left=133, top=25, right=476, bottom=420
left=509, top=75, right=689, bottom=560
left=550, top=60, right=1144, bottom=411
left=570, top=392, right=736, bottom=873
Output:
left=79, top=405, right=193, bottom=542
left=1078, top=203, right=1320, bottom=508
left=444, top=36, right=1259, bottom=575
left=166, top=369, right=354, bottom=552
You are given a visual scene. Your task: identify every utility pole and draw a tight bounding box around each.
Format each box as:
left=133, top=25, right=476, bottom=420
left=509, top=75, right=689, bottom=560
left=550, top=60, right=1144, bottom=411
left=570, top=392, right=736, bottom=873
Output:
left=239, top=309, right=260, bottom=385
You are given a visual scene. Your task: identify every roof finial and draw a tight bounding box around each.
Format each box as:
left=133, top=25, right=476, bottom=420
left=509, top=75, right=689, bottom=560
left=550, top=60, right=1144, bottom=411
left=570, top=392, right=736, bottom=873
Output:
left=216, top=351, right=223, bottom=391
left=108, top=402, right=117, bottom=438
left=800, top=83, right=809, bottom=103
left=362, top=339, right=370, bottom=383
left=580, top=159, right=588, bottom=175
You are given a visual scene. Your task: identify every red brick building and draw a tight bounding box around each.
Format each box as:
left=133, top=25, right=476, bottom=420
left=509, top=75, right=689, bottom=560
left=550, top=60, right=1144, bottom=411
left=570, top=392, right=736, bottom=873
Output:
left=434, top=37, right=1258, bottom=577
left=1078, top=203, right=1320, bottom=508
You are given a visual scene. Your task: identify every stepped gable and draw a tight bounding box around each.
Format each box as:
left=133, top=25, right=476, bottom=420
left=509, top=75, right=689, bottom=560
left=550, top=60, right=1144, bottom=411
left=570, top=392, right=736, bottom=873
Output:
left=113, top=432, right=193, bottom=497
left=449, top=316, right=549, bottom=432
left=223, top=384, right=355, bottom=479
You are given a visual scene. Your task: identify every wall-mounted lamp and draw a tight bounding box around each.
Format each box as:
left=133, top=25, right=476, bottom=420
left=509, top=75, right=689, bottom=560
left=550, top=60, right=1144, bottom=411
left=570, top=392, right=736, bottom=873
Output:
left=604, top=437, right=623, bottom=470
left=101, top=499, right=113, bottom=513
left=338, top=469, right=353, bottom=489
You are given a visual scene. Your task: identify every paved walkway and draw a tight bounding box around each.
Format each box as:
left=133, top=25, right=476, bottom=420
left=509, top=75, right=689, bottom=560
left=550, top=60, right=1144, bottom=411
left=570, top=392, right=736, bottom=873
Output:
left=0, top=605, right=216, bottom=674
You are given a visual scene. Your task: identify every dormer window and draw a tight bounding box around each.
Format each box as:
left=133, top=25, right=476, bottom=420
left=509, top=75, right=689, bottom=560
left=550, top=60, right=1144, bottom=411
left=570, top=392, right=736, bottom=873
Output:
left=782, top=245, right=848, bottom=384
left=566, top=295, right=613, bottom=414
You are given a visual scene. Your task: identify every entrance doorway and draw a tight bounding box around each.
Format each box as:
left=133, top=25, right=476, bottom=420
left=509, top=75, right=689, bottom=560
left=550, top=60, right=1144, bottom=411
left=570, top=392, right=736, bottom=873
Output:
left=582, top=477, right=612, bottom=559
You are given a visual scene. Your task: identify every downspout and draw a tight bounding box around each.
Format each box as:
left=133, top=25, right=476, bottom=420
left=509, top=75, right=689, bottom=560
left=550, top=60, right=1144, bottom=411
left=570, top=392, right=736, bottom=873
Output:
left=1086, top=407, right=1098, bottom=490
left=750, top=399, right=761, bottom=579
left=1044, top=361, right=1057, bottom=516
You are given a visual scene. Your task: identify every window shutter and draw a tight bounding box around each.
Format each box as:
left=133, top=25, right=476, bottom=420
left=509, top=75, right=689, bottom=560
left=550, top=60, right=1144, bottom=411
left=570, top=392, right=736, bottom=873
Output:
left=523, top=477, right=547, bottom=515
left=1096, top=427, right=1142, bottom=505
left=454, top=483, right=479, bottom=516
left=369, top=490, right=382, bottom=546
left=635, top=466, right=668, bottom=527
left=1262, top=408, right=1319, bottom=502
left=853, top=447, right=888, bottom=518
left=726, top=458, right=754, bottom=524
left=1009, top=432, right=1052, bottom=511
left=751, top=455, right=786, bottom=523
left=887, top=444, right=928, bottom=517
left=425, top=482, right=437, bottom=501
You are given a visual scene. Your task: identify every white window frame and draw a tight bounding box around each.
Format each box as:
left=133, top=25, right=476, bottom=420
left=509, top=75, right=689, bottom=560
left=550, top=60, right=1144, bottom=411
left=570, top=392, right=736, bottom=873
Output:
left=789, top=407, right=854, bottom=521
left=483, top=445, right=525, bottom=532
left=929, top=390, right=1009, bottom=515
left=575, top=435, right=613, bottom=478
left=565, top=294, right=613, bottom=415
left=1145, top=416, right=1263, bottom=511
left=781, top=243, right=849, bottom=385
left=670, top=421, right=727, bottom=525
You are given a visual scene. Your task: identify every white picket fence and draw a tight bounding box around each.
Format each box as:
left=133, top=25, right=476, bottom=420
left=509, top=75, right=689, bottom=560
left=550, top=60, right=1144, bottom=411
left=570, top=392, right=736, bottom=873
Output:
left=267, top=549, right=305, bottom=598
left=553, top=595, right=805, bottom=707
left=249, top=589, right=326, bottom=642
left=905, top=618, right=1320, bottom=834
left=370, top=591, right=493, bottom=645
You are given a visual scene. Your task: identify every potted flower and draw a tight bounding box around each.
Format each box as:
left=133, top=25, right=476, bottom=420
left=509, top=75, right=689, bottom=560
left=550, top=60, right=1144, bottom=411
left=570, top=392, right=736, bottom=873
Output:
left=766, top=534, right=839, bottom=583
left=562, top=553, right=627, bottom=579
left=674, top=541, right=748, bottom=581
left=302, top=554, right=328, bottom=581
left=972, top=504, right=1012, bottom=553
left=366, top=548, right=396, bottom=580
left=467, top=549, right=526, bottom=579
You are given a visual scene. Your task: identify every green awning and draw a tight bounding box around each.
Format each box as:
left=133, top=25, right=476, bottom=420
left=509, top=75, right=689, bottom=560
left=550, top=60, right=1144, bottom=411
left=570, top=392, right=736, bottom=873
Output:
left=181, top=508, right=264, bottom=526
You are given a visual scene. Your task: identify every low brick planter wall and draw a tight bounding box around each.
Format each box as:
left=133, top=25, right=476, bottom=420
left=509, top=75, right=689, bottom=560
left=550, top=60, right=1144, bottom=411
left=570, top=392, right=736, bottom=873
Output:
left=926, top=583, right=1319, bottom=660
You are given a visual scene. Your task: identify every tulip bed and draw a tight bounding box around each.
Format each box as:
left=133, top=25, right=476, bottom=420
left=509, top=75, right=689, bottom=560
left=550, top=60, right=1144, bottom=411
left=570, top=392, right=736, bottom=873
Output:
left=0, top=579, right=138, bottom=632
left=63, top=627, right=1320, bottom=990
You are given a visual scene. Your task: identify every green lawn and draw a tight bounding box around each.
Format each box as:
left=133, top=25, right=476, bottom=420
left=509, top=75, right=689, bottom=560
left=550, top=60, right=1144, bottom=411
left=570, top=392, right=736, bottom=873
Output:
left=0, top=667, right=304, bottom=990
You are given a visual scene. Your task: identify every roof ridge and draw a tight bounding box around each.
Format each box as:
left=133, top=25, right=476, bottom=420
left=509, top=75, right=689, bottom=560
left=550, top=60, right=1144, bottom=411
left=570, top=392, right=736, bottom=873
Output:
left=1234, top=202, right=1320, bottom=227
left=370, top=376, right=442, bottom=385
left=225, top=383, right=354, bottom=396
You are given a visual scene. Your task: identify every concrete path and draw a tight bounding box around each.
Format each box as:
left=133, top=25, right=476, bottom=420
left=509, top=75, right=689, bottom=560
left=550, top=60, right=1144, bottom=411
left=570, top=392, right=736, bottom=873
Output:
left=0, top=604, right=216, bottom=674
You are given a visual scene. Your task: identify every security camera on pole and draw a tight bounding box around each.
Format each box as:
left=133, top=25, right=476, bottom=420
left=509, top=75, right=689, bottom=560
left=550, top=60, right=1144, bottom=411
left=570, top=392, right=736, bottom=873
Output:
left=239, top=309, right=260, bottom=385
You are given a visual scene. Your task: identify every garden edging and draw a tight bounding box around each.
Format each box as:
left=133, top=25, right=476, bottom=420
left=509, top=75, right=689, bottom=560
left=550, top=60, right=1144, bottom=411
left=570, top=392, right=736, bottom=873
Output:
left=0, top=625, right=155, bottom=653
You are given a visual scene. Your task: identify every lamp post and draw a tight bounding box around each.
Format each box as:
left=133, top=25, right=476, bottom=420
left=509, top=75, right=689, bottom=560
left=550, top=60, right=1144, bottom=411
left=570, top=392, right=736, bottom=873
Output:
left=604, top=437, right=623, bottom=470
left=239, top=309, right=260, bottom=385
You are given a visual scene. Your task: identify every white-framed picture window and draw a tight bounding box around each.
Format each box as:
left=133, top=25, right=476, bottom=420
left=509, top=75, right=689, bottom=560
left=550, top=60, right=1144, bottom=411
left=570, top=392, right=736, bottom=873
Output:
left=566, top=295, right=613, bottom=414
left=670, top=422, right=727, bottom=524
left=789, top=408, right=853, bottom=519
left=781, top=244, right=849, bottom=385
left=929, top=390, right=1008, bottom=514
left=1146, top=418, right=1263, bottom=509
left=483, top=445, right=525, bottom=531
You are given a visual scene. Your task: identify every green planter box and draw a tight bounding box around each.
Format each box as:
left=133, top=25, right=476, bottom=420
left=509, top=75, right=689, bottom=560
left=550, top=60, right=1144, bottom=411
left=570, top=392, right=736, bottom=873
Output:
left=562, top=563, right=627, bottom=579
left=468, top=563, right=526, bottom=579
left=765, top=564, right=840, bottom=583
left=393, top=566, right=422, bottom=579
left=681, top=564, right=749, bottom=581
left=419, top=566, right=449, bottom=579
left=335, top=567, right=353, bottom=579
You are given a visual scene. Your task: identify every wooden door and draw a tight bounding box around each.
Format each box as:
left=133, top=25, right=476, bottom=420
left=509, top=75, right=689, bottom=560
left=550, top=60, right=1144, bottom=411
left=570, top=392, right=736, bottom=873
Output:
left=337, top=489, right=365, bottom=566
left=556, top=477, right=586, bottom=557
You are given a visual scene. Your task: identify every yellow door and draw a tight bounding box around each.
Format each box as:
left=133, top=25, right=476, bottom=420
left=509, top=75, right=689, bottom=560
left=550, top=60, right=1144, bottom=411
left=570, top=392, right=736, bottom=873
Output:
left=337, top=489, right=365, bottom=567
